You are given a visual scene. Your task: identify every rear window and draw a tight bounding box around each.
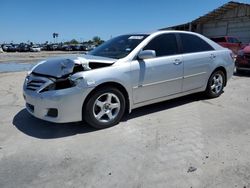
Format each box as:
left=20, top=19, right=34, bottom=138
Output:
left=180, top=33, right=214, bottom=53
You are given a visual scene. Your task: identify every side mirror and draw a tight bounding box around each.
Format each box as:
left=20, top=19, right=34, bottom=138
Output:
left=138, top=50, right=156, bottom=60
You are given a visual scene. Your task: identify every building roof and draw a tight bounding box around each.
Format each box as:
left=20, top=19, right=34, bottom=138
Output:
left=193, top=1, right=250, bottom=24
left=160, top=1, right=250, bottom=30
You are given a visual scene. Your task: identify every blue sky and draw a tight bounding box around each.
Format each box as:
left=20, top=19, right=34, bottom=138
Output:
left=1, top=0, right=249, bottom=43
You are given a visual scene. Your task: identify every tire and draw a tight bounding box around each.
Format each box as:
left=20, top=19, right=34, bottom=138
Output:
left=83, top=87, right=126, bottom=129
left=205, top=70, right=225, bottom=98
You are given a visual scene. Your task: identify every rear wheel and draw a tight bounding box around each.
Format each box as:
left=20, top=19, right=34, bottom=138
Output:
left=84, top=87, right=125, bottom=129
left=205, top=70, right=225, bottom=98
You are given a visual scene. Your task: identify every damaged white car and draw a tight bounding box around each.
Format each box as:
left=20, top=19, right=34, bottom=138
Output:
left=23, top=31, right=234, bottom=129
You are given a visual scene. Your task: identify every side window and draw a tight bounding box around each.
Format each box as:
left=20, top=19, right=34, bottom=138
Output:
left=180, top=33, right=214, bottom=53
left=228, top=37, right=234, bottom=43
left=232, top=38, right=239, bottom=43
left=143, top=34, right=179, bottom=57
left=234, top=38, right=239, bottom=43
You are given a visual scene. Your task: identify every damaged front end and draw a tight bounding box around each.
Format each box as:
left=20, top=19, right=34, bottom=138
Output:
left=25, top=55, right=115, bottom=93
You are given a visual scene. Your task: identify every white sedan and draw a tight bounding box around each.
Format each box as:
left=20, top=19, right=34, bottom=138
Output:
left=23, top=30, right=234, bottom=129
left=30, top=46, right=41, bottom=52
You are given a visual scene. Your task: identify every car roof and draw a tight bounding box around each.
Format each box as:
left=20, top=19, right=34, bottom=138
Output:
left=127, top=30, right=204, bottom=36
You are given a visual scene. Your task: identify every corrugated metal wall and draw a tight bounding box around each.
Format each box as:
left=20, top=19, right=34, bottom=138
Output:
left=199, top=4, right=250, bottom=44
left=202, top=22, right=227, bottom=37
left=227, top=20, right=250, bottom=43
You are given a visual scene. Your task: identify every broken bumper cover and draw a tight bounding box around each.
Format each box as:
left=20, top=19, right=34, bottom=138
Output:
left=23, top=86, right=92, bottom=123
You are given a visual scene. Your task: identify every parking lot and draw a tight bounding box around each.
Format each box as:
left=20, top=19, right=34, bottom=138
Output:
left=0, top=69, right=249, bottom=188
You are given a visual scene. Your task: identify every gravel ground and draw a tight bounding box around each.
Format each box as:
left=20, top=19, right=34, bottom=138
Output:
left=0, top=71, right=250, bottom=188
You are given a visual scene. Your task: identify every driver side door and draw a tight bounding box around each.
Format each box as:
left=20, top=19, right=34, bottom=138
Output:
left=130, top=33, right=183, bottom=104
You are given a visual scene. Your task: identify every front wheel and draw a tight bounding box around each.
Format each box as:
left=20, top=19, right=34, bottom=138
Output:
left=205, top=70, right=225, bottom=98
left=83, top=87, right=126, bottom=129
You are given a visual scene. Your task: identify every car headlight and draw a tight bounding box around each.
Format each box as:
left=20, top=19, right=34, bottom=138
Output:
left=40, top=76, right=83, bottom=92
left=69, top=76, right=84, bottom=86
left=25, top=75, right=30, bottom=82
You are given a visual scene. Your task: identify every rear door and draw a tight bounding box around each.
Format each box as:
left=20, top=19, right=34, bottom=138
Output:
left=178, top=33, right=215, bottom=91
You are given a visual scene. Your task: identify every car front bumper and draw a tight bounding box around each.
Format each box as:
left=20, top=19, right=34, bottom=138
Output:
left=23, top=86, right=92, bottom=123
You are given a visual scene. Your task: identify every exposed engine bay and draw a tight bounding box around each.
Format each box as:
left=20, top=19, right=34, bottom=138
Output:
left=26, top=56, right=115, bottom=92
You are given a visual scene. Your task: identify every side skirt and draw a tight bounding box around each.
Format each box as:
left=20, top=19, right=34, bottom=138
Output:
left=130, top=87, right=205, bottom=111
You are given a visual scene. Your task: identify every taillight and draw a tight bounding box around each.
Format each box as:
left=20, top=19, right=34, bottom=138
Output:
left=230, top=52, right=235, bottom=60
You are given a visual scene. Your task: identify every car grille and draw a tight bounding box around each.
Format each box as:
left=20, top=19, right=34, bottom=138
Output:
left=26, top=74, right=53, bottom=92
left=26, top=79, right=46, bottom=91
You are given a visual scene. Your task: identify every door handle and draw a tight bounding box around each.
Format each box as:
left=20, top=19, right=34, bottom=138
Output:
left=173, top=59, right=182, bottom=65
left=210, top=54, right=216, bottom=59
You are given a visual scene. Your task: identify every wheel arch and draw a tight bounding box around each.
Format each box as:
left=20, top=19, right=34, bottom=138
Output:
left=82, top=81, right=130, bottom=119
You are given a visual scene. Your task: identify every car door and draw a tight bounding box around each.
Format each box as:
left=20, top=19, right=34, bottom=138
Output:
left=178, top=33, right=215, bottom=92
left=130, top=33, right=183, bottom=104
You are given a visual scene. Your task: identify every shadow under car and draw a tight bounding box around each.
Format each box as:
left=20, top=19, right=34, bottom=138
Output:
left=13, top=93, right=207, bottom=139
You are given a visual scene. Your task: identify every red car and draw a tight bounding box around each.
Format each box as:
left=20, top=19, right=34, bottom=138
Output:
left=235, top=45, right=250, bottom=74
left=211, top=36, right=242, bottom=55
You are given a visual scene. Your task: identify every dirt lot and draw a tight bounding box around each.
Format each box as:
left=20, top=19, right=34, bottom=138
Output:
left=0, top=70, right=250, bottom=188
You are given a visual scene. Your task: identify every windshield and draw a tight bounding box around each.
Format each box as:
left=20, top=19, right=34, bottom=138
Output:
left=89, top=34, right=149, bottom=59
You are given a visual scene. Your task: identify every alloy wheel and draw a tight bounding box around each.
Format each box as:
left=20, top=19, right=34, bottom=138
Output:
left=93, top=93, right=121, bottom=123
left=210, top=73, right=223, bottom=94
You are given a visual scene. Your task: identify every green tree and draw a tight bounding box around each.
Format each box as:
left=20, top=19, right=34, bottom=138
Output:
left=64, top=39, right=79, bottom=45
left=92, top=36, right=104, bottom=45
left=70, top=39, right=79, bottom=44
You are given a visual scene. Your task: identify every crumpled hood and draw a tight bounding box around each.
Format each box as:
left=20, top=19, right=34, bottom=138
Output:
left=31, top=55, right=116, bottom=78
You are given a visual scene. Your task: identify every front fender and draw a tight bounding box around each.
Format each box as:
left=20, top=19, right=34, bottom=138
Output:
left=74, top=64, right=134, bottom=112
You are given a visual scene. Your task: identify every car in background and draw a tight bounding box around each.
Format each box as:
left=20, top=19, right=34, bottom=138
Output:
left=235, top=45, right=250, bottom=74
left=30, top=45, right=41, bottom=52
left=62, top=45, right=73, bottom=51
left=1, top=44, right=19, bottom=52
left=2, top=44, right=12, bottom=52
left=42, top=44, right=59, bottom=51
left=210, top=36, right=242, bottom=56
left=71, top=44, right=82, bottom=51
left=73, top=44, right=90, bottom=51
left=18, top=43, right=30, bottom=52
left=0, top=46, right=3, bottom=53
left=23, top=31, right=234, bottom=129
left=87, top=44, right=96, bottom=51
left=6, top=44, right=18, bottom=52
left=72, top=44, right=93, bottom=51
left=51, top=44, right=59, bottom=51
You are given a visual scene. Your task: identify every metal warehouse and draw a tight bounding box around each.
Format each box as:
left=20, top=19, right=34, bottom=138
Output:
left=162, top=1, right=250, bottom=44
